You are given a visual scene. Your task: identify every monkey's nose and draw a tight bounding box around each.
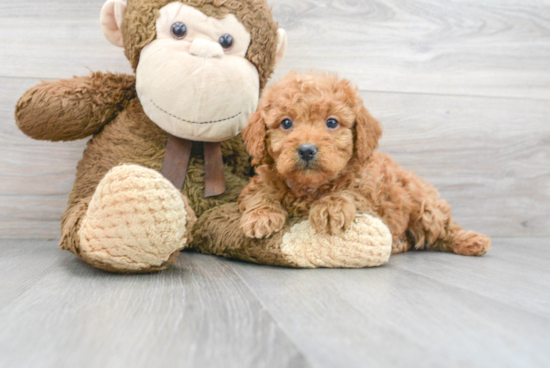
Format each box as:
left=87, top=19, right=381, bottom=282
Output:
left=189, top=38, right=224, bottom=58
left=298, top=144, right=318, bottom=163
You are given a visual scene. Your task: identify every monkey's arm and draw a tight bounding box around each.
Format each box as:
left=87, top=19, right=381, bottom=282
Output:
left=15, top=72, right=136, bottom=141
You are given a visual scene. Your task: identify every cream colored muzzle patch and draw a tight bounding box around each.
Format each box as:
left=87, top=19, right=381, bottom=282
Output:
left=280, top=214, right=392, bottom=268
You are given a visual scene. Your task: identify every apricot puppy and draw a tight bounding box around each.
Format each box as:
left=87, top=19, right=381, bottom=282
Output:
left=238, top=73, right=490, bottom=256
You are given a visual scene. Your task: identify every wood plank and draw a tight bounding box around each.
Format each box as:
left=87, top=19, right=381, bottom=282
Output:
left=230, top=243, right=550, bottom=368
left=491, top=237, right=550, bottom=264
left=0, top=250, right=308, bottom=368
left=1, top=239, right=549, bottom=367
left=0, top=0, right=133, bottom=79
left=268, top=0, right=550, bottom=99
left=0, top=196, right=66, bottom=239
left=389, top=238, right=550, bottom=318
left=2, top=0, right=549, bottom=99
left=0, top=240, right=62, bottom=310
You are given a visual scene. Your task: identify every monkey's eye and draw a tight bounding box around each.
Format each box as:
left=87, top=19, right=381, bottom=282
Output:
left=281, top=119, right=293, bottom=130
left=326, top=118, right=340, bottom=130
left=219, top=34, right=234, bottom=49
left=171, top=22, right=188, bottom=40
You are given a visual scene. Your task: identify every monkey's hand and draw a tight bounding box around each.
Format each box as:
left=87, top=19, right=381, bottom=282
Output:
left=310, top=193, right=357, bottom=235
left=15, top=72, right=135, bottom=141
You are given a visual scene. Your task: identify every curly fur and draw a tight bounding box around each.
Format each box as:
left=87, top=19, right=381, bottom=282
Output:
left=239, top=72, right=491, bottom=256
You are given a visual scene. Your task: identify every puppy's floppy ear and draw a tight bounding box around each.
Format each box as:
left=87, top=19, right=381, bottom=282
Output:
left=354, top=104, right=382, bottom=163
left=242, top=111, right=268, bottom=166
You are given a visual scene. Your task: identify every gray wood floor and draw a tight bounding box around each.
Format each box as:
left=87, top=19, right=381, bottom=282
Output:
left=0, top=239, right=549, bottom=368
left=1, top=0, right=549, bottom=367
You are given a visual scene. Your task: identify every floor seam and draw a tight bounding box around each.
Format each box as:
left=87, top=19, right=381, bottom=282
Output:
left=389, top=259, right=550, bottom=322
left=226, top=261, right=322, bottom=368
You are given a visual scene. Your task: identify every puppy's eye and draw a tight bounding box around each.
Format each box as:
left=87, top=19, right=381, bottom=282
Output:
left=326, top=118, right=340, bottom=129
left=219, top=34, right=234, bottom=49
left=171, top=22, right=188, bottom=40
left=281, top=119, right=293, bottom=130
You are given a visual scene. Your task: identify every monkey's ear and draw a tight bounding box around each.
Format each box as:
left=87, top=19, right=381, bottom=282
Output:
left=242, top=111, right=268, bottom=166
left=355, top=105, right=382, bottom=164
left=275, top=29, right=288, bottom=66
left=100, top=0, right=127, bottom=47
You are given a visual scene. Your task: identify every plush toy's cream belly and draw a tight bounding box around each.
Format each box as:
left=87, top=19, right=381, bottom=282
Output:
left=136, top=39, right=260, bottom=142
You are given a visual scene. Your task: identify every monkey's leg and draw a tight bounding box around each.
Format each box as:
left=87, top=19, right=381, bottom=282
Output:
left=192, top=203, right=392, bottom=268
left=60, top=164, right=196, bottom=273
left=409, top=199, right=491, bottom=256
left=15, top=72, right=135, bottom=141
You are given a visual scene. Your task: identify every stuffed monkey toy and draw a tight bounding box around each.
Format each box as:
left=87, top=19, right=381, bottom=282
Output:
left=15, top=0, right=392, bottom=273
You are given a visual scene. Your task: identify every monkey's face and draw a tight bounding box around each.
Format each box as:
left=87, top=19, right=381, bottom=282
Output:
left=100, top=0, right=287, bottom=142
left=136, top=2, right=259, bottom=142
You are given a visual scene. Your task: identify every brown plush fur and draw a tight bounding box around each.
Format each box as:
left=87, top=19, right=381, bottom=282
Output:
left=239, top=73, right=491, bottom=256
left=16, top=72, right=136, bottom=141
left=14, top=0, right=279, bottom=272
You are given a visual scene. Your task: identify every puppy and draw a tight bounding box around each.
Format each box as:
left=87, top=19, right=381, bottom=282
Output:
left=238, top=73, right=490, bottom=256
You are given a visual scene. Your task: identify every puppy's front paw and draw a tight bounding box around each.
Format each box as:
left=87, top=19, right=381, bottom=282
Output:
left=309, top=195, right=357, bottom=234
left=240, top=207, right=287, bottom=239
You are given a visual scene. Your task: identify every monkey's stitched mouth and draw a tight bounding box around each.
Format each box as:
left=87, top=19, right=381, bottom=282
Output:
left=150, top=99, right=241, bottom=125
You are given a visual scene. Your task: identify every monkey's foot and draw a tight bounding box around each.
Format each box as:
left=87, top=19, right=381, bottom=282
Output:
left=279, top=214, right=392, bottom=268
left=79, top=164, right=195, bottom=273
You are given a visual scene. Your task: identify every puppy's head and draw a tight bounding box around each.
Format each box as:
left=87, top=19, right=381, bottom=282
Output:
left=243, top=72, right=382, bottom=187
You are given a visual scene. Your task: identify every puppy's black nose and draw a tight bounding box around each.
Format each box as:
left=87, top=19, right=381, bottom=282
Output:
left=298, top=144, right=318, bottom=162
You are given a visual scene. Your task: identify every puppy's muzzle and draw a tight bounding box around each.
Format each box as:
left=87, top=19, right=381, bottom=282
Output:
left=298, top=144, right=318, bottom=163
